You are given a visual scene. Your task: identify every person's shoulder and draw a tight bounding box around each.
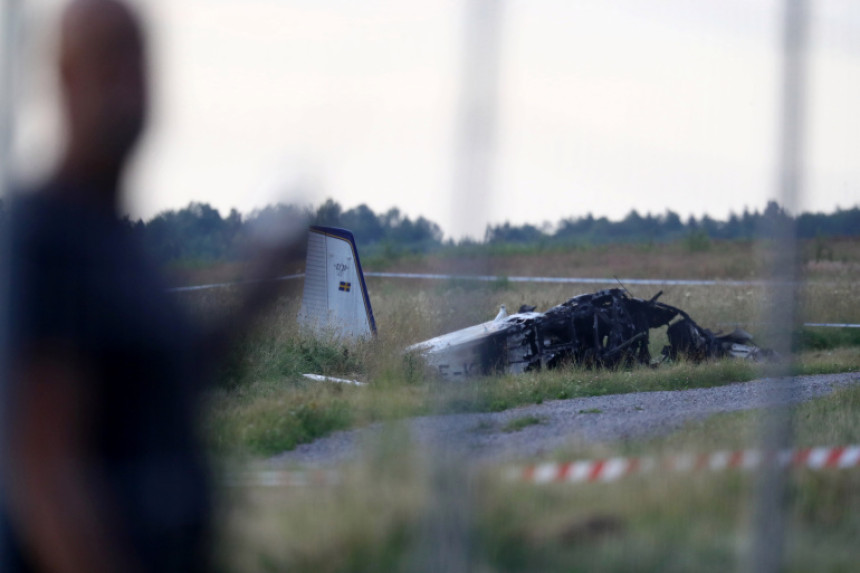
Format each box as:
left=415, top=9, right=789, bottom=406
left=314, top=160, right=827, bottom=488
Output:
left=7, top=180, right=120, bottom=264
left=11, top=178, right=124, bottom=232
left=7, top=184, right=67, bottom=243
left=8, top=179, right=69, bottom=221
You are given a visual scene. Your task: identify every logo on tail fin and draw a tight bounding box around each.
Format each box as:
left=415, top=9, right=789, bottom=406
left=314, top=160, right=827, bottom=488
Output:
left=298, top=226, right=376, bottom=339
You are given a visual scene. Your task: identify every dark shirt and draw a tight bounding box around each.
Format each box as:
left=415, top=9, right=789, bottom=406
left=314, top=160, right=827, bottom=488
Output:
left=0, top=184, right=211, bottom=572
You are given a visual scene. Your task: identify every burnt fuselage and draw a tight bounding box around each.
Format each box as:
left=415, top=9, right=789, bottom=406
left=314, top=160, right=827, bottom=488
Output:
left=409, top=288, right=766, bottom=380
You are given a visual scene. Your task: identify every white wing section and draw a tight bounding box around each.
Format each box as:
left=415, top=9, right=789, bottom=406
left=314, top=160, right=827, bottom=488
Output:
left=406, top=314, right=539, bottom=380
left=298, top=226, right=376, bottom=339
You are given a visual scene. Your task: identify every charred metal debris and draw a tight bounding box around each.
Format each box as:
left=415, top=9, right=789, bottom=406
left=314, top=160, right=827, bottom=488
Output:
left=490, top=288, right=770, bottom=373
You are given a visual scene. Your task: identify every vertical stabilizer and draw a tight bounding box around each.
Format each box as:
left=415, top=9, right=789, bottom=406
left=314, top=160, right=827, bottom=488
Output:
left=298, top=226, right=376, bottom=339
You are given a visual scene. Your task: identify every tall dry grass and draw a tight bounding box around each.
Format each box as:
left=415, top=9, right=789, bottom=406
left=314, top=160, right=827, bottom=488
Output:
left=198, top=277, right=860, bottom=458
left=169, top=237, right=860, bottom=288
left=196, top=241, right=860, bottom=572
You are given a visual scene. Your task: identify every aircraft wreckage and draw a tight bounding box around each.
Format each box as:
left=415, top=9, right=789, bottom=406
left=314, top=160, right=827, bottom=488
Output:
left=298, top=226, right=771, bottom=382
left=406, top=288, right=771, bottom=381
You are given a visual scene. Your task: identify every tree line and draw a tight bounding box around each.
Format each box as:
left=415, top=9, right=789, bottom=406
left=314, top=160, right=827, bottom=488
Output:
left=126, top=199, right=445, bottom=264
left=486, top=201, right=860, bottom=245
left=0, top=198, right=857, bottom=265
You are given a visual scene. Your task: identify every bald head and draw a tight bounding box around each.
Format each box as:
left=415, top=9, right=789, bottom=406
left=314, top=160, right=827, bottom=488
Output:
left=58, top=0, right=148, bottom=192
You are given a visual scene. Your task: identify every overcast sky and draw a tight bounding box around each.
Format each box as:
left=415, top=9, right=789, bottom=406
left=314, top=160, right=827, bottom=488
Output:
left=9, top=0, right=860, bottom=238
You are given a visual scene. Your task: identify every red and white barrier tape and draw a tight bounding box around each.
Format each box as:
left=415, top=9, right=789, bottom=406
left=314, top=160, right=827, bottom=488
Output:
left=226, top=446, right=860, bottom=488
left=510, top=445, right=860, bottom=484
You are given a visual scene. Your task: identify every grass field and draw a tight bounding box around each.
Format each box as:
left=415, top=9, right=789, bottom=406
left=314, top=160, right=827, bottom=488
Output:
left=185, top=237, right=860, bottom=571
left=197, top=270, right=859, bottom=457
left=216, top=384, right=860, bottom=572
left=170, top=236, right=860, bottom=288
left=363, top=235, right=860, bottom=282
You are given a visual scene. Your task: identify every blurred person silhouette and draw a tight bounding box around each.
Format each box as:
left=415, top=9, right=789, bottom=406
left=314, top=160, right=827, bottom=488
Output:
left=0, top=1, right=302, bottom=572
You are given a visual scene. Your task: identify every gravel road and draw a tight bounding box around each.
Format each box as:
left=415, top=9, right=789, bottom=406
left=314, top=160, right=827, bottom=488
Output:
left=270, top=372, right=860, bottom=467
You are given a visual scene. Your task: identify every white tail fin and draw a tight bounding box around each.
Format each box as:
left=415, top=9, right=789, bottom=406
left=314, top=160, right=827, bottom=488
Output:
left=298, top=226, right=376, bottom=339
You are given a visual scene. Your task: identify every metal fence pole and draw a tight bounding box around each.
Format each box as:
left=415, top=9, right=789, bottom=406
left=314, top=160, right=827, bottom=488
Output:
left=411, top=1, right=506, bottom=571
left=746, top=1, right=808, bottom=571
left=0, top=0, right=20, bottom=202
left=0, top=0, right=20, bottom=568
left=451, top=0, right=504, bottom=242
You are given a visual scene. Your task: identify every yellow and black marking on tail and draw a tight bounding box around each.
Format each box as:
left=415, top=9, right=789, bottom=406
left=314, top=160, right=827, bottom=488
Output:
left=338, top=281, right=352, bottom=292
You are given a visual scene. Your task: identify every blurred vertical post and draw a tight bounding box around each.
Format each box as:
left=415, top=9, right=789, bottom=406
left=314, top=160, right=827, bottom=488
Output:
left=0, top=1, right=19, bottom=568
left=0, top=0, right=20, bottom=201
left=452, top=0, right=504, bottom=242
left=747, top=1, right=808, bottom=572
left=410, top=1, right=506, bottom=571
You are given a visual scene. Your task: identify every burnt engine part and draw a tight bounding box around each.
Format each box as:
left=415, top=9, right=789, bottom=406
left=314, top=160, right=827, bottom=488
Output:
left=501, top=289, right=770, bottom=372
left=508, top=289, right=687, bottom=371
